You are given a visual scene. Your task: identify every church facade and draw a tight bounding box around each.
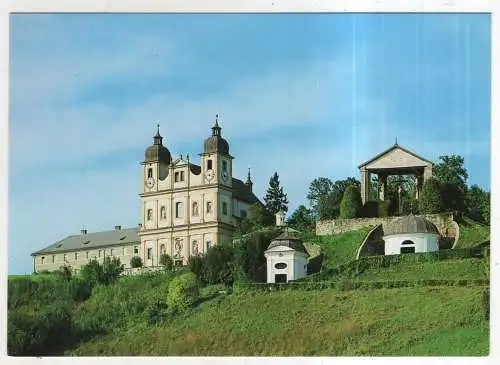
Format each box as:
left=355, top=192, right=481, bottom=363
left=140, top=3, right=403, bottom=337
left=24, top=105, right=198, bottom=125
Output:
left=31, top=117, right=260, bottom=273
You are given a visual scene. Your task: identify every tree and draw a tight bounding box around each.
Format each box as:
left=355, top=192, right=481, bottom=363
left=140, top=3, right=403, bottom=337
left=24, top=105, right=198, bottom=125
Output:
left=433, top=155, right=468, bottom=214
left=101, top=257, right=124, bottom=284
left=418, top=177, right=444, bottom=214
left=130, top=256, right=143, bottom=268
left=80, top=259, right=104, bottom=287
left=287, top=205, right=315, bottom=232
left=339, top=184, right=363, bottom=218
left=202, top=245, right=234, bottom=285
left=247, top=203, right=274, bottom=228
left=307, top=177, right=360, bottom=219
left=264, top=172, right=289, bottom=215
left=187, top=254, right=205, bottom=281
left=466, top=185, right=490, bottom=224
left=159, top=253, right=174, bottom=271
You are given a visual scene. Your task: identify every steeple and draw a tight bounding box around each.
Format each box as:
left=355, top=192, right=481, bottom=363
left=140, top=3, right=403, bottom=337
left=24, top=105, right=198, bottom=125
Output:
left=154, top=123, right=163, bottom=145
left=394, top=136, right=398, bottom=146
left=245, top=167, right=253, bottom=191
left=211, top=114, right=221, bottom=136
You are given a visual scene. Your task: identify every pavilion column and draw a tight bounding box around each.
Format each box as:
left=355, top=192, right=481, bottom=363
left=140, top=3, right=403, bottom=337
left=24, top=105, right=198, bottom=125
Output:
left=378, top=173, right=387, bottom=201
left=416, top=173, right=424, bottom=200
left=423, top=165, right=432, bottom=181
left=360, top=168, right=370, bottom=205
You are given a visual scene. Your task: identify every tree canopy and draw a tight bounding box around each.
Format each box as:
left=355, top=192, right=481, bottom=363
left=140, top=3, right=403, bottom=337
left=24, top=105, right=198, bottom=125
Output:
left=264, top=172, right=289, bottom=215
left=307, top=177, right=360, bottom=219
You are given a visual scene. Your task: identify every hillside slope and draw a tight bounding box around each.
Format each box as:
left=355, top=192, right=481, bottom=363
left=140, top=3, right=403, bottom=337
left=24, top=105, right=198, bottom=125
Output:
left=68, top=285, right=488, bottom=356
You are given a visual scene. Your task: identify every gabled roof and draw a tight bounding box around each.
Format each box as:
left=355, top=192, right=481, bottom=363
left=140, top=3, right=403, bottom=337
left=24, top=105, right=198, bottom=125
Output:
left=31, top=227, right=140, bottom=256
left=232, top=178, right=261, bottom=205
left=358, top=143, right=433, bottom=169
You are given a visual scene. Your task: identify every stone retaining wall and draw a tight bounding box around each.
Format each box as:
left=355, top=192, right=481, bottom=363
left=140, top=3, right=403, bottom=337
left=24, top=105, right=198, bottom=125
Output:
left=316, top=213, right=455, bottom=237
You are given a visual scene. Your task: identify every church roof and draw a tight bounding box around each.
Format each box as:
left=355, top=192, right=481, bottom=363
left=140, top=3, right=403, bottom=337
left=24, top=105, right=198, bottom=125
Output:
left=31, top=227, right=140, bottom=256
left=232, top=177, right=260, bottom=204
left=266, top=228, right=309, bottom=255
left=358, top=143, right=433, bottom=169
left=383, top=215, right=440, bottom=237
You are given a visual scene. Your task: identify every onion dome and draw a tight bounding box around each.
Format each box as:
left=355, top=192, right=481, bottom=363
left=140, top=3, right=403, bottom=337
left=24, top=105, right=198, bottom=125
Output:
left=383, top=214, right=440, bottom=236
left=203, top=115, right=230, bottom=155
left=144, top=124, right=172, bottom=164
left=267, top=228, right=309, bottom=255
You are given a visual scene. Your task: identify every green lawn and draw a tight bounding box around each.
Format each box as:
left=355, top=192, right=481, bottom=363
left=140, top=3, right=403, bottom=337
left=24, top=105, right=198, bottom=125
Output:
left=306, top=227, right=371, bottom=268
left=354, top=258, right=488, bottom=281
left=67, top=285, right=489, bottom=356
left=456, top=223, right=490, bottom=249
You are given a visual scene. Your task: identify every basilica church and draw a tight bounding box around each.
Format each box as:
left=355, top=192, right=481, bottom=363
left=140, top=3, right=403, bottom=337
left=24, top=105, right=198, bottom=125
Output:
left=31, top=117, right=261, bottom=273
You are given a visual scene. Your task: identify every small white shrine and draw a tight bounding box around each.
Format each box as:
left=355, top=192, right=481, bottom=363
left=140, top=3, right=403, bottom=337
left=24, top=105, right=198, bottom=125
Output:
left=383, top=214, right=440, bottom=255
left=264, top=211, right=309, bottom=283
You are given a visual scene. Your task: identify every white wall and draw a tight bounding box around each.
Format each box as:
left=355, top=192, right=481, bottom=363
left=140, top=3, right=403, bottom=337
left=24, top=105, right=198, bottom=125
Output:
left=264, top=246, right=309, bottom=283
left=383, top=233, right=439, bottom=255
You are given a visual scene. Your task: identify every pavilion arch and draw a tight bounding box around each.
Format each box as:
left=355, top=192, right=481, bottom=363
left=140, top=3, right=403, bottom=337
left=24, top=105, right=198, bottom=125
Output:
left=358, top=142, right=433, bottom=205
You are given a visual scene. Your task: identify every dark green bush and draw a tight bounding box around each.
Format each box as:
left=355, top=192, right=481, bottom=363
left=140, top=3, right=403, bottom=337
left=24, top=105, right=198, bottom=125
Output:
left=340, top=184, right=363, bottom=219
left=167, top=272, right=200, bottom=313
left=160, top=253, right=174, bottom=271
left=203, top=245, right=234, bottom=285
left=187, top=254, right=205, bottom=281
left=130, top=256, right=143, bottom=268
left=419, top=177, right=444, bottom=214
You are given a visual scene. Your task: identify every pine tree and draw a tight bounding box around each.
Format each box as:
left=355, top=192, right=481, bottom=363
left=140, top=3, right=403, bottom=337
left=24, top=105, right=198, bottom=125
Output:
left=264, top=172, right=289, bottom=215
left=418, top=177, right=444, bottom=214
left=339, top=184, right=363, bottom=219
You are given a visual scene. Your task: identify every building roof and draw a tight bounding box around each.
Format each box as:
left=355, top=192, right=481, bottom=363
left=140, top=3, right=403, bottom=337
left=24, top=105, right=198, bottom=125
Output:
left=266, top=228, right=309, bottom=255
left=232, top=177, right=260, bottom=205
left=144, top=125, right=172, bottom=164
left=383, top=215, right=440, bottom=237
left=204, top=117, right=230, bottom=155
left=358, top=143, right=433, bottom=169
left=31, top=227, right=140, bottom=256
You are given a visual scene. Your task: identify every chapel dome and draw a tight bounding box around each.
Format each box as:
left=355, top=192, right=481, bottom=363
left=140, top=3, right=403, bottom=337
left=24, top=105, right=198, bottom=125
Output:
left=144, top=125, right=172, bottom=164
left=383, top=215, right=439, bottom=236
left=267, top=228, right=309, bottom=255
left=203, top=115, right=230, bottom=155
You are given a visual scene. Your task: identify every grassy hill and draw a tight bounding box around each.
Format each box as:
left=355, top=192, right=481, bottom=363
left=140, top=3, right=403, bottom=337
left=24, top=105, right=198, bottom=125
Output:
left=456, top=221, right=490, bottom=249
left=67, top=285, right=488, bottom=356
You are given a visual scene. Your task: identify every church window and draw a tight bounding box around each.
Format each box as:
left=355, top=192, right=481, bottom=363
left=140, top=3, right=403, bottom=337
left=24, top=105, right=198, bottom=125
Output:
left=41, top=256, right=45, bottom=264
left=275, top=262, right=287, bottom=269
left=98, top=250, right=102, bottom=258
left=134, top=246, right=139, bottom=254
left=160, top=206, right=166, bottom=220
left=147, top=168, right=153, bottom=178
left=180, top=171, right=185, bottom=181
left=207, top=159, right=213, bottom=170
left=86, top=252, right=89, bottom=259
left=122, top=247, right=126, bottom=255
left=222, top=160, right=227, bottom=172
left=147, top=209, right=153, bottom=221
left=402, top=240, right=415, bottom=245
left=175, top=172, right=180, bottom=182
left=64, top=254, right=67, bottom=262
left=147, top=247, right=153, bottom=259
left=206, top=201, right=213, bottom=214
left=52, top=255, right=55, bottom=263
left=74, top=252, right=78, bottom=261
left=176, top=202, right=184, bottom=218
left=110, top=249, right=113, bottom=256
left=222, top=202, right=228, bottom=215
left=192, top=202, right=199, bottom=216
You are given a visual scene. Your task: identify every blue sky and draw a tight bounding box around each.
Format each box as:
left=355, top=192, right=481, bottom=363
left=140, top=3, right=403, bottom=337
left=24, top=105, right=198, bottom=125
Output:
left=8, top=13, right=491, bottom=274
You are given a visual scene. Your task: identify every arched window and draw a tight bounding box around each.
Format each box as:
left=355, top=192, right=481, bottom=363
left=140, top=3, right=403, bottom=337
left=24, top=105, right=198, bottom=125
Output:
left=401, top=240, right=415, bottom=245
left=192, top=202, right=199, bottom=217
left=176, top=202, right=184, bottom=218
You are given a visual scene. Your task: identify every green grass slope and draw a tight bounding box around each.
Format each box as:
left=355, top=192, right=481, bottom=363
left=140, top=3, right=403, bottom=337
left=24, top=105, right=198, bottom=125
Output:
left=304, top=227, right=371, bottom=269
left=353, top=258, right=488, bottom=281
left=68, top=285, right=488, bottom=356
left=456, top=222, right=490, bottom=249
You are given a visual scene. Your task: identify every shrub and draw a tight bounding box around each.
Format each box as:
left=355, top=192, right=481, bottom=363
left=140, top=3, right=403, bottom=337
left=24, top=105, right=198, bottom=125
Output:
left=203, top=245, right=235, bottom=285
left=130, top=256, right=143, bottom=268
left=339, top=184, right=363, bottom=219
left=187, top=254, right=205, bottom=281
left=159, top=253, right=174, bottom=271
left=69, top=277, right=92, bottom=302
left=8, top=301, right=72, bottom=356
left=55, top=265, right=72, bottom=281
left=101, top=257, right=124, bottom=285
left=80, top=259, right=104, bottom=287
left=419, top=177, right=444, bottom=214
left=80, top=257, right=123, bottom=286
left=167, top=272, right=200, bottom=313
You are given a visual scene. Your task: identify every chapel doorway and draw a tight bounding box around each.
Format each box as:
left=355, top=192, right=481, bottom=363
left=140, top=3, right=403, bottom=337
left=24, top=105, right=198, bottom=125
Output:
left=400, top=246, right=415, bottom=254
left=275, top=274, right=287, bottom=283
